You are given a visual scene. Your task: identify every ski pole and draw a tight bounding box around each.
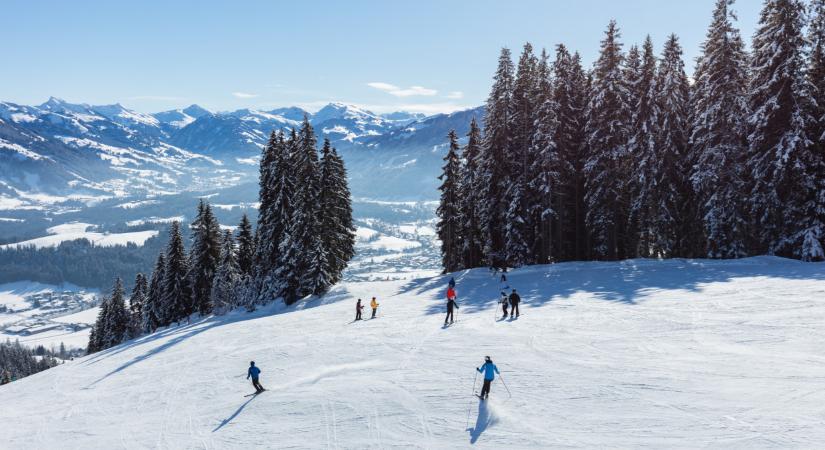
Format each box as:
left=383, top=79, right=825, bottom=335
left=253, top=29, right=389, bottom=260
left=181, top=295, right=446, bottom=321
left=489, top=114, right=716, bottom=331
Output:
left=498, top=372, right=512, bottom=398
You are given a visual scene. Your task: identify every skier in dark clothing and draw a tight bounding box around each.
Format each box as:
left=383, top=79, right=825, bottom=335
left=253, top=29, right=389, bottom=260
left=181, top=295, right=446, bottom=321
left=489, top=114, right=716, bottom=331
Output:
left=476, top=356, right=499, bottom=399
left=445, top=287, right=458, bottom=325
left=247, top=361, right=265, bottom=393
left=355, top=298, right=364, bottom=321
left=509, top=289, right=520, bottom=318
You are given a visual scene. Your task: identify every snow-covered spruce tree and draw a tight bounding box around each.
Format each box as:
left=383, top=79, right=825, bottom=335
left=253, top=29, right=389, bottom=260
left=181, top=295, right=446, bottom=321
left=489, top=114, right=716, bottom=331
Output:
left=211, top=230, right=241, bottom=314
left=295, top=117, right=329, bottom=298
left=552, top=47, right=589, bottom=261
left=276, top=118, right=325, bottom=303
left=235, top=213, right=255, bottom=276
left=690, top=0, right=750, bottom=258
left=161, top=221, right=191, bottom=324
left=128, top=273, right=148, bottom=338
left=319, top=139, right=356, bottom=285
left=527, top=48, right=560, bottom=264
left=331, top=147, right=356, bottom=278
left=584, top=20, right=633, bottom=260
left=801, top=0, right=825, bottom=260
left=504, top=43, right=538, bottom=267
left=253, top=130, right=292, bottom=306
left=103, top=277, right=131, bottom=349
left=650, top=34, right=693, bottom=257
left=459, top=117, right=485, bottom=268
left=86, top=323, right=99, bottom=354
left=619, top=43, right=644, bottom=258
left=478, top=48, right=515, bottom=268
left=90, top=278, right=131, bottom=352
left=189, top=200, right=221, bottom=316
left=142, top=253, right=165, bottom=332
left=437, top=130, right=465, bottom=272
left=625, top=38, right=658, bottom=258
left=746, top=0, right=818, bottom=258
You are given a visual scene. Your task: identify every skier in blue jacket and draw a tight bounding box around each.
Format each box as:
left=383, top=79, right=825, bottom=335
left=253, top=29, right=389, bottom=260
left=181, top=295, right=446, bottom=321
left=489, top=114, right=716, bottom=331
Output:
left=476, top=356, right=500, bottom=399
left=247, top=361, right=265, bottom=393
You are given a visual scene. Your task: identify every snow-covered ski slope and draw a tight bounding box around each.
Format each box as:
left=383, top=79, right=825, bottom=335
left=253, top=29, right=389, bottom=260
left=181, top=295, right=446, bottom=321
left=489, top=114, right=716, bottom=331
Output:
left=1, top=257, right=824, bottom=448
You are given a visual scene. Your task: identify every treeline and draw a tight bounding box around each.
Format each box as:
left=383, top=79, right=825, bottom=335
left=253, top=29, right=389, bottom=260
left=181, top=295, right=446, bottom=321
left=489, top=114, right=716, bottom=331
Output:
left=0, top=339, right=60, bottom=384
left=0, top=237, right=163, bottom=290
left=88, top=117, right=356, bottom=353
left=438, top=0, right=825, bottom=272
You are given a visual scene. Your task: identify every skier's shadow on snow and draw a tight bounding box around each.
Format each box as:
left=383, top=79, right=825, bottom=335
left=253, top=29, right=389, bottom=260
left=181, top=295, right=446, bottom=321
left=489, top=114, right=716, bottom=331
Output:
left=467, top=400, right=497, bottom=444
left=212, top=394, right=259, bottom=432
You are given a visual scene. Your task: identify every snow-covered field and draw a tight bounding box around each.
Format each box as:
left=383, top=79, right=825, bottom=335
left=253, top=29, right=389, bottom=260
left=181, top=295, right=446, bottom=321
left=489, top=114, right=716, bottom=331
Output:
left=0, top=281, right=98, bottom=349
left=0, top=222, right=158, bottom=249
left=1, top=257, right=824, bottom=448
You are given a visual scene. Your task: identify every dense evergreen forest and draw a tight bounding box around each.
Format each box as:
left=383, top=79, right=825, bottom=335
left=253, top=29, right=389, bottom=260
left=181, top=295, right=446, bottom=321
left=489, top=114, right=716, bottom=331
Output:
left=438, top=0, right=825, bottom=271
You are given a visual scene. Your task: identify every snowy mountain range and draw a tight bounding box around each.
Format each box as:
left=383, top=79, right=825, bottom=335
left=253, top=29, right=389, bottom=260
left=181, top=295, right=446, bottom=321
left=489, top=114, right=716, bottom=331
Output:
left=0, top=97, right=482, bottom=209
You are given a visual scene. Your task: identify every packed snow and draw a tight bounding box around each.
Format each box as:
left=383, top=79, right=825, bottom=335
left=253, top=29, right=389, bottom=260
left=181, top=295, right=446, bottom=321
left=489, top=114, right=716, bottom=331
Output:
left=1, top=257, right=823, bottom=447
left=0, top=222, right=158, bottom=249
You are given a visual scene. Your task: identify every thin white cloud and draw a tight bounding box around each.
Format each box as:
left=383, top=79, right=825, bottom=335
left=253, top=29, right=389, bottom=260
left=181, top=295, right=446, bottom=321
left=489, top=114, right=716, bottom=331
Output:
left=445, top=91, right=464, bottom=99
left=232, top=92, right=259, bottom=99
left=367, top=82, right=437, bottom=97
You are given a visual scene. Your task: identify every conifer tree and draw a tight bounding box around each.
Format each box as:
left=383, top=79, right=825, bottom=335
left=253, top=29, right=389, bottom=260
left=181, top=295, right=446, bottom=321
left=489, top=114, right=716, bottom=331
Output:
left=553, top=48, right=589, bottom=260
left=459, top=118, right=484, bottom=268
left=690, top=0, right=750, bottom=258
left=319, top=139, right=356, bottom=285
left=527, top=48, right=560, bottom=264
left=626, top=38, right=658, bottom=257
left=437, top=130, right=465, bottom=272
left=236, top=213, right=255, bottom=276
left=649, top=34, right=692, bottom=257
left=746, top=0, right=816, bottom=258
left=584, top=21, right=632, bottom=260
left=142, top=253, right=165, bottom=332
left=104, top=278, right=130, bottom=348
left=128, top=273, right=148, bottom=338
left=253, top=130, right=292, bottom=305
left=211, top=230, right=241, bottom=314
left=189, top=200, right=221, bottom=316
left=801, top=0, right=825, bottom=260
left=478, top=48, right=515, bottom=268
left=504, top=43, right=538, bottom=267
left=161, top=221, right=191, bottom=323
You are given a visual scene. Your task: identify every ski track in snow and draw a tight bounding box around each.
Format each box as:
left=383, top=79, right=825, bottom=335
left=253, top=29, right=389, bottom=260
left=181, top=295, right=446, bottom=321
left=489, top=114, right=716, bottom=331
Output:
left=1, top=256, right=825, bottom=448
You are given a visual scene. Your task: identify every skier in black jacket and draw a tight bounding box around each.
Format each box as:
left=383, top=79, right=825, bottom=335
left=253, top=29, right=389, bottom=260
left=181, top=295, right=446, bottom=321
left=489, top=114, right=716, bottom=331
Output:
left=355, top=298, right=364, bottom=321
left=508, top=289, right=520, bottom=318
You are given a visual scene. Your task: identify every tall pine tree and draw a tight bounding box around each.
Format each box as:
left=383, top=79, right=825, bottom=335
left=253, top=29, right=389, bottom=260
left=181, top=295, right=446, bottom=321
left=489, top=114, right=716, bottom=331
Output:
left=478, top=48, right=515, bottom=268
left=236, top=213, right=255, bottom=276
left=746, top=0, right=816, bottom=258
left=189, top=200, right=221, bottom=316
left=437, top=130, right=464, bottom=272
left=584, top=21, right=632, bottom=260
left=459, top=118, right=484, bottom=268
left=161, top=221, right=191, bottom=324
left=690, top=0, right=750, bottom=258
left=212, top=230, right=241, bottom=314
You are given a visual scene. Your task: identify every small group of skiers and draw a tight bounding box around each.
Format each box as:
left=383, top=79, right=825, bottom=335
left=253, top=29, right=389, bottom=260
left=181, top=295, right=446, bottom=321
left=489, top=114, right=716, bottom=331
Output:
left=355, top=297, right=379, bottom=321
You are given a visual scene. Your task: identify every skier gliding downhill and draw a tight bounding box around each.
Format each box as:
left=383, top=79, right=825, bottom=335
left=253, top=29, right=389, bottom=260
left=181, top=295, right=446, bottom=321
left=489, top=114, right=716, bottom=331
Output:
left=476, top=356, right=499, bottom=399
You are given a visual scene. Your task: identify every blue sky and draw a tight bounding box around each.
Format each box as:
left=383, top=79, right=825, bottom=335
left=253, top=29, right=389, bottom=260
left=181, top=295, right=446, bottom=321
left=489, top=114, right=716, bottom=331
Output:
left=0, top=0, right=762, bottom=114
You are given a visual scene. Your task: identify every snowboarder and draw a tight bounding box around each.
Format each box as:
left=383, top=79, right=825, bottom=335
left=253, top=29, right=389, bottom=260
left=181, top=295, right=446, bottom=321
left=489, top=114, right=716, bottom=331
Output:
left=509, top=289, right=521, bottom=318
left=476, top=356, right=499, bottom=399
left=448, top=277, right=456, bottom=288
left=247, top=361, right=265, bottom=393
left=355, top=298, right=364, bottom=321
left=370, top=297, right=379, bottom=319
left=445, top=286, right=458, bottom=325
left=500, top=292, right=509, bottom=319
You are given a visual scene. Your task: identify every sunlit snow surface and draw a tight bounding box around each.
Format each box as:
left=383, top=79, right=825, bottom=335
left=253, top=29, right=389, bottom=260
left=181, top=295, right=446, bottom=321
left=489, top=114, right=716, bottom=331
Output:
left=1, top=257, right=824, bottom=448
left=0, top=222, right=158, bottom=249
